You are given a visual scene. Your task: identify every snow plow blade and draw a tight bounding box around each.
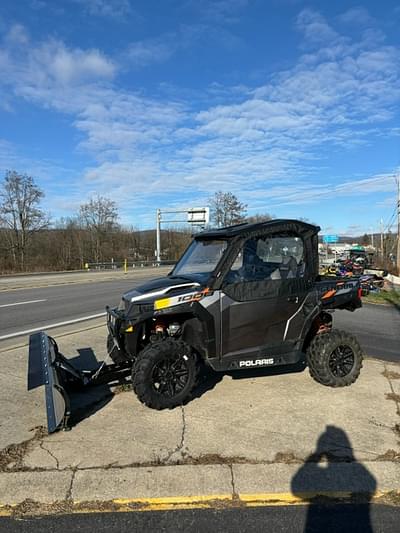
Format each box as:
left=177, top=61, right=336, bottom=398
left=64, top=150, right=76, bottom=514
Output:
left=27, top=332, right=87, bottom=433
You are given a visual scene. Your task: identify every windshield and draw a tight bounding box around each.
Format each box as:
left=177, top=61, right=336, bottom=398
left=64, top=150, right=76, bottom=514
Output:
left=171, top=239, right=227, bottom=281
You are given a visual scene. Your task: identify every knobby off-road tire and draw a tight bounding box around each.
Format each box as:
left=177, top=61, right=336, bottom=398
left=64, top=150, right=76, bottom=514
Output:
left=306, top=329, right=363, bottom=387
left=132, top=339, right=198, bottom=409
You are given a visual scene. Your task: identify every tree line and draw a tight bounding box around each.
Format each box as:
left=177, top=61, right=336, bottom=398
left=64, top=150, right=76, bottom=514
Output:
left=0, top=170, right=263, bottom=274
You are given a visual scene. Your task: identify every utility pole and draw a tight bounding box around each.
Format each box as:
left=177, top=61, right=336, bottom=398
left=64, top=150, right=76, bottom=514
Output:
left=380, top=218, right=384, bottom=259
left=156, top=209, right=161, bottom=263
left=397, top=175, right=400, bottom=273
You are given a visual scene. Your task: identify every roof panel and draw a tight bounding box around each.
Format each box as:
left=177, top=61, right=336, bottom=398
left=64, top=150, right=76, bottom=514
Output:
left=195, top=219, right=320, bottom=239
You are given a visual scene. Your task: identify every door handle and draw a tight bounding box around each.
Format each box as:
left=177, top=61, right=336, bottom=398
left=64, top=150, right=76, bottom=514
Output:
left=287, top=296, right=299, bottom=303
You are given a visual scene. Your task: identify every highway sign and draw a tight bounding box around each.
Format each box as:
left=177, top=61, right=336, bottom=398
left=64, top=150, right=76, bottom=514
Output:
left=187, top=207, right=210, bottom=225
left=323, top=235, right=338, bottom=244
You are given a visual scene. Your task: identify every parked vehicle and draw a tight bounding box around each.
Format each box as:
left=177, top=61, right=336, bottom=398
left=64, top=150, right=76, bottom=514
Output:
left=28, top=220, right=364, bottom=432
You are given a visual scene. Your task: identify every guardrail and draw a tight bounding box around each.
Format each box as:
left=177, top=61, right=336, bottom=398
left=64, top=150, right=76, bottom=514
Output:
left=85, top=260, right=176, bottom=271
left=0, top=269, right=87, bottom=278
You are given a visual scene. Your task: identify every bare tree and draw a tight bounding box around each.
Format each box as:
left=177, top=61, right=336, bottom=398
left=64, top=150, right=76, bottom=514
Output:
left=79, top=196, right=119, bottom=262
left=0, top=170, right=49, bottom=270
left=361, top=233, right=370, bottom=246
left=209, top=191, right=247, bottom=228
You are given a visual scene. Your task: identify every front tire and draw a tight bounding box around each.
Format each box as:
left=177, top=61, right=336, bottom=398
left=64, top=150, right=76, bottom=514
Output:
left=132, top=339, right=198, bottom=409
left=306, top=329, right=363, bottom=387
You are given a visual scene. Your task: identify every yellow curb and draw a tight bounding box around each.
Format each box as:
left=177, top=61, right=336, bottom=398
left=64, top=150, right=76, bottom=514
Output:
left=0, top=491, right=398, bottom=516
left=240, top=491, right=353, bottom=506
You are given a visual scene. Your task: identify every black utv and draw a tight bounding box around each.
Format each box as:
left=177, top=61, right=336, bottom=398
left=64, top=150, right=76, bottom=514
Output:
left=28, top=220, right=364, bottom=431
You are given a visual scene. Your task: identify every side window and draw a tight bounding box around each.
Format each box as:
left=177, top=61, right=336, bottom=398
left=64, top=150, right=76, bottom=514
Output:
left=226, top=233, right=305, bottom=283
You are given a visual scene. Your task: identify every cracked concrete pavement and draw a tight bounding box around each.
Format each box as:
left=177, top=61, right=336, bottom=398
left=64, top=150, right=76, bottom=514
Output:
left=0, top=323, right=399, bottom=514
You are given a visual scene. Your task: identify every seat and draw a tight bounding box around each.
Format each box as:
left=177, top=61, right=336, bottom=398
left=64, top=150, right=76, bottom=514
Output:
left=279, top=256, right=298, bottom=279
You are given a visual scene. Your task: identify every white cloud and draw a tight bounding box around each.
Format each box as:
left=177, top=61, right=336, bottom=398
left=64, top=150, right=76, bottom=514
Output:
left=1, top=31, right=116, bottom=95
left=30, top=0, right=47, bottom=10
left=40, top=41, right=116, bottom=84
left=0, top=11, right=399, bottom=230
left=124, top=23, right=242, bottom=69
left=296, top=9, right=340, bottom=44
left=0, top=138, right=77, bottom=211
left=73, top=0, right=132, bottom=19
left=5, top=24, right=29, bottom=45
left=339, top=7, right=373, bottom=26
left=184, top=0, right=249, bottom=24
left=126, top=36, right=177, bottom=67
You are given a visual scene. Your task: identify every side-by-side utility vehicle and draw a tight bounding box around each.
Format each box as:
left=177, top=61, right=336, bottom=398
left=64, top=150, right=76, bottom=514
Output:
left=28, top=220, right=364, bottom=432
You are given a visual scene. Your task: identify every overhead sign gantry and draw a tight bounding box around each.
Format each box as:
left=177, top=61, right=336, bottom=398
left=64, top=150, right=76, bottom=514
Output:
left=155, top=207, right=210, bottom=262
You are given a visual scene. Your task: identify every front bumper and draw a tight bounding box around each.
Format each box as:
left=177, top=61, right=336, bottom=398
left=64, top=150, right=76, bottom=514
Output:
left=106, top=306, right=121, bottom=339
left=106, top=306, right=127, bottom=362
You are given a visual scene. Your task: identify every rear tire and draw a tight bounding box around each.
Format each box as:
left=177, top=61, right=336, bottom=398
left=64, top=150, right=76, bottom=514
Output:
left=132, top=339, right=198, bottom=409
left=306, top=329, right=363, bottom=387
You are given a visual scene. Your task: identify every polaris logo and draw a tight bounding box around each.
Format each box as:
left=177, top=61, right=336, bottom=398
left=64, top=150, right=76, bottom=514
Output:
left=239, top=358, right=274, bottom=368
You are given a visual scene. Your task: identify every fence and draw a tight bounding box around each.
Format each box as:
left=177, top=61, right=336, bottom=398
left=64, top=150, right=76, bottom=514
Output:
left=84, top=260, right=176, bottom=271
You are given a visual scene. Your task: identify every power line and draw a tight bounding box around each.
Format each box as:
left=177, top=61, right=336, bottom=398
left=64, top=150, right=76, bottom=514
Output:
left=383, top=205, right=397, bottom=233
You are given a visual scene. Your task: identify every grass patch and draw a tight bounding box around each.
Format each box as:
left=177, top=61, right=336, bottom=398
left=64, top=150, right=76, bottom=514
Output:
left=364, top=290, right=400, bottom=309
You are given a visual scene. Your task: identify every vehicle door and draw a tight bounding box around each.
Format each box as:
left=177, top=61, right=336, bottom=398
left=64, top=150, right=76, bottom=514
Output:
left=219, top=231, right=310, bottom=360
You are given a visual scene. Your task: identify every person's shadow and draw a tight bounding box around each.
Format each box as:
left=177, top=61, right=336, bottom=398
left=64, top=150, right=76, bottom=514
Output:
left=291, top=426, right=377, bottom=532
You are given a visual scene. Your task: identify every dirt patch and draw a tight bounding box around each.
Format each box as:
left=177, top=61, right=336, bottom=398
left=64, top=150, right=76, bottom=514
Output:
left=385, top=393, right=400, bottom=403
left=179, top=453, right=250, bottom=465
left=376, top=449, right=400, bottom=462
left=0, top=427, right=46, bottom=472
left=274, top=452, right=302, bottom=464
left=176, top=452, right=305, bottom=466
left=113, top=383, right=132, bottom=394
left=382, top=370, right=400, bottom=380
left=394, top=423, right=400, bottom=447
left=4, top=498, right=124, bottom=518
left=376, top=491, right=400, bottom=506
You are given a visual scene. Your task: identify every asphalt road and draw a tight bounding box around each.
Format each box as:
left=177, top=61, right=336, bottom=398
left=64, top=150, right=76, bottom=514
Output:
left=0, top=273, right=398, bottom=362
left=1, top=504, right=399, bottom=533
left=334, top=303, right=399, bottom=362
left=0, top=274, right=159, bottom=339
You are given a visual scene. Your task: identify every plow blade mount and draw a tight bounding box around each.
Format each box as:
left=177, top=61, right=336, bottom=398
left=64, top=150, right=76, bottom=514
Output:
left=27, top=331, right=87, bottom=433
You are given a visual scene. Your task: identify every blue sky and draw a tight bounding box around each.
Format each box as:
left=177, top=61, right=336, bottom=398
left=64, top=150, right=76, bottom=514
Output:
left=0, top=0, right=399, bottom=235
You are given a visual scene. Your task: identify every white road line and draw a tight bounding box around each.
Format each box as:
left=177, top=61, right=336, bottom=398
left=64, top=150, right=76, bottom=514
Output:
left=0, top=312, right=107, bottom=340
left=0, top=299, right=47, bottom=308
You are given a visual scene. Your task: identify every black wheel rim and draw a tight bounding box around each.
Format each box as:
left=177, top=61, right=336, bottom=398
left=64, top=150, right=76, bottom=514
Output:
left=329, top=345, right=355, bottom=377
left=151, top=356, right=189, bottom=397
